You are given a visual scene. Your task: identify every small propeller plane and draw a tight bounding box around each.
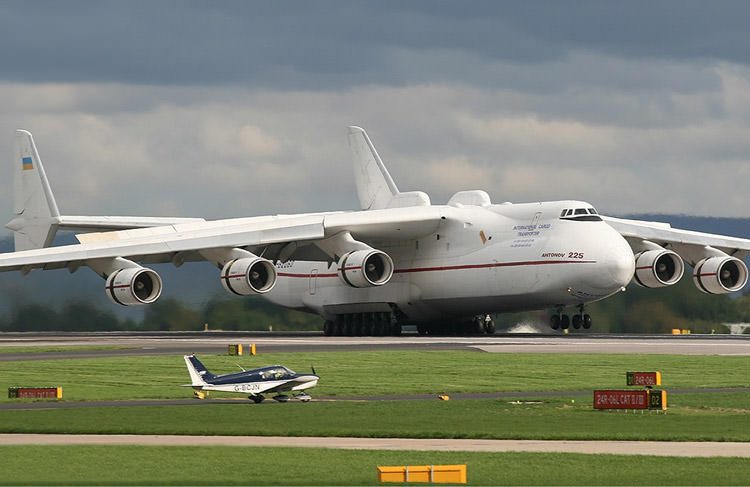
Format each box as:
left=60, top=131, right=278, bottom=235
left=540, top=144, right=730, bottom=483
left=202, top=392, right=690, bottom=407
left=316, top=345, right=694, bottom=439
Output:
left=183, top=354, right=319, bottom=403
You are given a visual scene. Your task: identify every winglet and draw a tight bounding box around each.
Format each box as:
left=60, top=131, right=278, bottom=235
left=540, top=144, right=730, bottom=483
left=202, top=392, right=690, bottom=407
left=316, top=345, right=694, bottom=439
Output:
left=347, top=126, right=430, bottom=210
left=6, top=130, right=61, bottom=251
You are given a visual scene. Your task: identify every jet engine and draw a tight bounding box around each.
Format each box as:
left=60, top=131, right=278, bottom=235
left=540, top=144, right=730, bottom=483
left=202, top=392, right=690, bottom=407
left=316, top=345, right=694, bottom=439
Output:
left=338, top=249, right=394, bottom=288
left=633, top=249, right=684, bottom=288
left=220, top=257, right=277, bottom=295
left=105, top=267, right=163, bottom=306
left=692, top=256, right=749, bottom=294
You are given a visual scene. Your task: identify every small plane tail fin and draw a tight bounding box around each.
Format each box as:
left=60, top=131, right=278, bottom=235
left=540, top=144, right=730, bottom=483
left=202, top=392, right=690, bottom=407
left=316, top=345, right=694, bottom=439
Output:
left=6, top=130, right=61, bottom=251
left=347, top=126, right=430, bottom=210
left=184, top=355, right=215, bottom=386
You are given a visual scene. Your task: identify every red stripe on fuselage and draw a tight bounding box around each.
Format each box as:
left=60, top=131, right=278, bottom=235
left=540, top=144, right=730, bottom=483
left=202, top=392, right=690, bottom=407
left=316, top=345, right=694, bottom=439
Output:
left=276, top=260, right=596, bottom=278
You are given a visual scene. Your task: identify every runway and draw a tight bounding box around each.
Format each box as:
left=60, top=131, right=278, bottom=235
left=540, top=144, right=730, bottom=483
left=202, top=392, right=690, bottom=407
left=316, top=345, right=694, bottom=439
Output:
left=2, top=434, right=749, bottom=458
left=1, top=332, right=749, bottom=360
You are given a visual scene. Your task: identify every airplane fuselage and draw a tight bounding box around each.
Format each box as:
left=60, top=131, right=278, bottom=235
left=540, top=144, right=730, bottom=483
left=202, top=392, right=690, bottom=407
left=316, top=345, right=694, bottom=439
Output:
left=265, top=200, right=635, bottom=324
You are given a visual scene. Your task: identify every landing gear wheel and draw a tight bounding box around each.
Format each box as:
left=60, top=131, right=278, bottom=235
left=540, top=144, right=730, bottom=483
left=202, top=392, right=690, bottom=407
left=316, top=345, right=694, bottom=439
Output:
left=572, top=315, right=582, bottom=329
left=560, top=315, right=570, bottom=330
left=550, top=315, right=560, bottom=330
left=251, top=395, right=265, bottom=404
left=583, top=314, right=592, bottom=329
left=483, top=315, right=495, bottom=334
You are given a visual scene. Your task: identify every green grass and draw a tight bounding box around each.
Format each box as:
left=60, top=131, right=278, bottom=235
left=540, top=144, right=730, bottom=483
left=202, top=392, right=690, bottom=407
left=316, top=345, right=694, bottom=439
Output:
left=1, top=446, right=749, bottom=486
left=1, top=351, right=748, bottom=401
left=2, top=394, right=749, bottom=441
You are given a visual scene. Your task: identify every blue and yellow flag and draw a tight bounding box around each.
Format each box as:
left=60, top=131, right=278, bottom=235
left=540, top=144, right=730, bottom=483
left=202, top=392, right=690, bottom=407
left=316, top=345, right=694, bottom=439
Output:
left=21, top=156, right=33, bottom=171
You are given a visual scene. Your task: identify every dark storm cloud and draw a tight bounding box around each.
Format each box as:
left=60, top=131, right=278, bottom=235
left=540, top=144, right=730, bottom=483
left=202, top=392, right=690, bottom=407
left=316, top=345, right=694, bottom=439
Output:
left=2, top=1, right=750, bottom=88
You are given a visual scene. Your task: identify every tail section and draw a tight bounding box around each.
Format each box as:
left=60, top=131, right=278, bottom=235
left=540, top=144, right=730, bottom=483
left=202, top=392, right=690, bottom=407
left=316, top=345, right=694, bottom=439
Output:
left=6, top=130, right=60, bottom=251
left=184, top=355, right=215, bottom=386
left=6, top=130, right=61, bottom=250
left=347, top=126, right=430, bottom=210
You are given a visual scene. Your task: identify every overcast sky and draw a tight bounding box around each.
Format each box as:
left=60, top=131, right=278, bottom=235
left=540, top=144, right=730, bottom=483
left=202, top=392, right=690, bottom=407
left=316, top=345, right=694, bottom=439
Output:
left=2, top=0, right=750, bottom=225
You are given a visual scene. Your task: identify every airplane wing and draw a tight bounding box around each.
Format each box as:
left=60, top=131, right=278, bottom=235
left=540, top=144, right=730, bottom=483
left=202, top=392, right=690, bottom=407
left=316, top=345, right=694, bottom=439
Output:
left=603, top=216, right=750, bottom=266
left=0, top=206, right=447, bottom=273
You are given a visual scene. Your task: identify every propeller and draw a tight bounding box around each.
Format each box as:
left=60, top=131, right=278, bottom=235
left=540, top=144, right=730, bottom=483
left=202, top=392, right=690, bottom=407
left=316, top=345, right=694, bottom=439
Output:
left=311, top=365, right=317, bottom=376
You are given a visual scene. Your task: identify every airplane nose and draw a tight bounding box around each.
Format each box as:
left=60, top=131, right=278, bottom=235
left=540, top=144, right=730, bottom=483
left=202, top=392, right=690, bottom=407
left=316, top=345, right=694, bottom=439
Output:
left=605, top=237, right=635, bottom=288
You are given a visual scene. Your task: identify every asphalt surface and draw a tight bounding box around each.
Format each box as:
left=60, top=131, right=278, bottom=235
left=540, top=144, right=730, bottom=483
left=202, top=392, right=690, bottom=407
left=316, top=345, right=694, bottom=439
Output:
left=1, top=331, right=749, bottom=360
left=3, top=434, right=750, bottom=457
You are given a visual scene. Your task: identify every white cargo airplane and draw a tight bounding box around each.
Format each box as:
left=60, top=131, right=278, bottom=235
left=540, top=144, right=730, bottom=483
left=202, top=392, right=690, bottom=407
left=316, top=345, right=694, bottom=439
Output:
left=2, top=127, right=749, bottom=335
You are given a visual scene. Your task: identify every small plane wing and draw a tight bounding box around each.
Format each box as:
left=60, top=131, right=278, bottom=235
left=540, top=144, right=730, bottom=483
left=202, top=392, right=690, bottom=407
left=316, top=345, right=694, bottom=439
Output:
left=603, top=216, right=750, bottom=265
left=0, top=206, right=447, bottom=273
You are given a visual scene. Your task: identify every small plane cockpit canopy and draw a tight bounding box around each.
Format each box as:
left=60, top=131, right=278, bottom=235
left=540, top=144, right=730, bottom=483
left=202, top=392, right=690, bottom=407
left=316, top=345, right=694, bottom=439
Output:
left=260, top=366, right=295, bottom=380
left=559, top=207, right=602, bottom=222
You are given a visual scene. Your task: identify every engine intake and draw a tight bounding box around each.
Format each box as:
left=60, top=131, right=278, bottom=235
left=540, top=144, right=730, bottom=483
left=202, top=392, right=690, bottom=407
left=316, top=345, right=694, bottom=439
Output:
left=105, top=267, right=163, bottom=306
left=338, top=249, right=394, bottom=288
left=221, top=257, right=277, bottom=295
left=692, top=256, right=749, bottom=294
left=633, top=249, right=684, bottom=288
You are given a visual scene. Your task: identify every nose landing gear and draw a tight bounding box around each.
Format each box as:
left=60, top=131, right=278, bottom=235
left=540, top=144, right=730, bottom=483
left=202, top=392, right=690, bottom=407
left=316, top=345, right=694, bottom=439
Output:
left=550, top=305, right=592, bottom=331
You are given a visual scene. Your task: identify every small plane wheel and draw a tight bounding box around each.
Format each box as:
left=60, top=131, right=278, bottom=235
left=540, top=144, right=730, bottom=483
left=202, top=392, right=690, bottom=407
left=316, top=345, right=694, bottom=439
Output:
left=583, top=314, right=592, bottom=329
left=251, top=395, right=265, bottom=404
left=572, top=315, right=582, bottom=329
left=560, top=315, right=570, bottom=330
left=550, top=315, right=560, bottom=330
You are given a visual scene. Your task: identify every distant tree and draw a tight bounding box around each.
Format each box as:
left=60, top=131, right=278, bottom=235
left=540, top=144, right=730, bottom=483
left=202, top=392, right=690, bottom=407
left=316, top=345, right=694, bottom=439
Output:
left=5, top=304, right=60, bottom=331
left=142, top=298, right=202, bottom=331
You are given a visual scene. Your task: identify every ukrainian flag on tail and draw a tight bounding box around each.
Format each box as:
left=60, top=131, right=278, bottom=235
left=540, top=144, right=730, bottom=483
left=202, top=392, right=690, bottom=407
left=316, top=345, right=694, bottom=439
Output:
left=21, top=156, right=33, bottom=170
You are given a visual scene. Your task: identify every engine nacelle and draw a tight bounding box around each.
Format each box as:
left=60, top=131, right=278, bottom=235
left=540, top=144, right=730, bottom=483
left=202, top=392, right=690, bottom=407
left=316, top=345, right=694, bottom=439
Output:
left=338, top=249, right=394, bottom=288
left=105, top=267, right=163, bottom=306
left=692, top=256, right=749, bottom=294
left=633, top=249, right=684, bottom=288
left=221, top=257, right=277, bottom=295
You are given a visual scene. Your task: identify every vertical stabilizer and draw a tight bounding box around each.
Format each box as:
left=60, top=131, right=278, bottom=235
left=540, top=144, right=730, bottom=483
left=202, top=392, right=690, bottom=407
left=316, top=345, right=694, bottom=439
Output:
left=184, top=355, right=214, bottom=386
left=6, top=130, right=60, bottom=250
left=347, top=126, right=430, bottom=210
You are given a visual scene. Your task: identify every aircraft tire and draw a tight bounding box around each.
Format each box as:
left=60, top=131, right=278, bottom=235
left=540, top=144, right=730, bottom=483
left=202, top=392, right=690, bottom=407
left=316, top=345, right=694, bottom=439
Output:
left=560, top=315, right=570, bottom=330
left=572, top=315, right=582, bottom=329
left=251, top=395, right=265, bottom=404
left=583, top=314, right=592, bottom=329
left=484, top=319, right=496, bottom=334
left=550, top=315, right=560, bottom=330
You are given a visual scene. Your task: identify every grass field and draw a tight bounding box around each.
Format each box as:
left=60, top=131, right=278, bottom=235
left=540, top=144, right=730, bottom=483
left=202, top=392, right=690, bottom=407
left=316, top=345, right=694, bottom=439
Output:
left=2, top=394, right=749, bottom=441
left=2, top=446, right=750, bottom=486
left=1, top=351, right=748, bottom=401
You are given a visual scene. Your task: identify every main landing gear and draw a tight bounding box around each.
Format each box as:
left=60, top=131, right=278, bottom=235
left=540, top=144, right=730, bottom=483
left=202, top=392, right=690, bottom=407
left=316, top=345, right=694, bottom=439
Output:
left=550, top=305, right=592, bottom=331
left=417, top=314, right=496, bottom=336
left=323, top=312, right=401, bottom=337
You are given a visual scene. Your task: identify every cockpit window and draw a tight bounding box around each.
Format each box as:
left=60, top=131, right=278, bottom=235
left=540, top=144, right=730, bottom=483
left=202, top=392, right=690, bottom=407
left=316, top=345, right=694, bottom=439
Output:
left=264, top=367, right=294, bottom=380
left=559, top=207, right=602, bottom=222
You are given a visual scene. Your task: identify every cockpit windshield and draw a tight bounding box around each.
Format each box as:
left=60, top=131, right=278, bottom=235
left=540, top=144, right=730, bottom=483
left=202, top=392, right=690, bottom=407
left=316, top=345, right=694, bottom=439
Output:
left=559, top=207, right=602, bottom=221
left=261, top=367, right=295, bottom=380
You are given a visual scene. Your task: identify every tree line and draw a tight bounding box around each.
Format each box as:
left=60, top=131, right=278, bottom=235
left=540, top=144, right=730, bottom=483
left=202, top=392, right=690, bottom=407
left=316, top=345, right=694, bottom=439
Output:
left=2, top=280, right=749, bottom=333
